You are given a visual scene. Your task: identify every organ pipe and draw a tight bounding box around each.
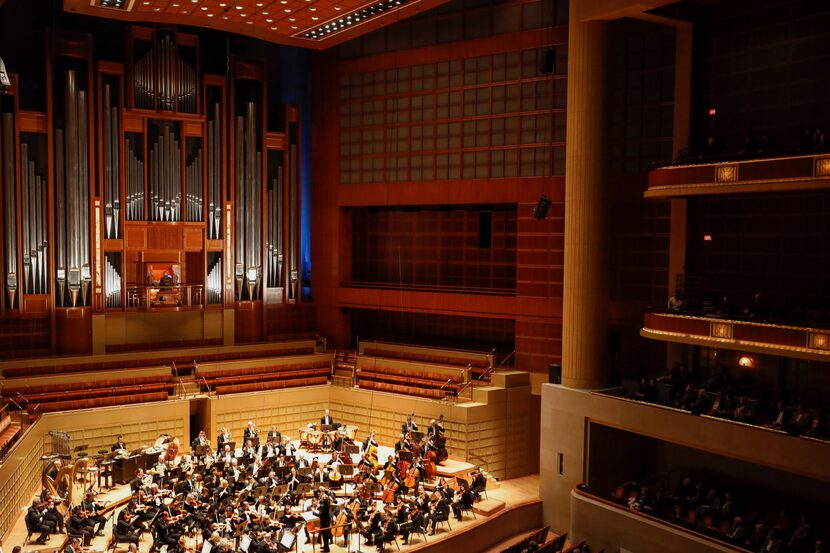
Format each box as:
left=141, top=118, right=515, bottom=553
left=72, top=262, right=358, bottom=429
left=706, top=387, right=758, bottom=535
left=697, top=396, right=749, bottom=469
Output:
left=288, top=125, right=299, bottom=301
left=149, top=124, right=182, bottom=222
left=207, top=101, right=222, bottom=239
left=125, top=136, right=144, bottom=221
left=234, top=102, right=262, bottom=301
left=103, top=83, right=121, bottom=239
left=185, top=144, right=202, bottom=222
left=19, top=143, right=48, bottom=296
left=55, top=69, right=91, bottom=307
left=134, top=35, right=197, bottom=113
left=2, top=112, right=17, bottom=309
left=105, top=253, right=122, bottom=309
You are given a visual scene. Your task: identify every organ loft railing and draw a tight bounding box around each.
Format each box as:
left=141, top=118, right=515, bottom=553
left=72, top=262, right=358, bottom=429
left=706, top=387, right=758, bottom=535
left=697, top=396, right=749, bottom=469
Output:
left=0, top=26, right=303, bottom=355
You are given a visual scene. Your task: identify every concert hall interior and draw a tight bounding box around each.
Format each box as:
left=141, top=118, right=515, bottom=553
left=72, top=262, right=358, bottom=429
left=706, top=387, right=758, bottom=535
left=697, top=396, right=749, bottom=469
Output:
left=1, top=0, right=830, bottom=552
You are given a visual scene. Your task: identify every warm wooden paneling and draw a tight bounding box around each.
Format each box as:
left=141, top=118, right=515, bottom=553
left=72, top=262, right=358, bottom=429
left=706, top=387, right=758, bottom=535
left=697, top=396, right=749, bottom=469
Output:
left=125, top=226, right=148, bottom=250
left=56, top=307, right=93, bottom=355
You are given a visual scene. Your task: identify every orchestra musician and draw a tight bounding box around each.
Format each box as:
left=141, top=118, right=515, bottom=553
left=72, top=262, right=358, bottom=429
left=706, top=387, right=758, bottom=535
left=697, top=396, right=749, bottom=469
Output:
left=401, top=414, right=418, bottom=435
left=330, top=430, right=344, bottom=453
left=66, top=505, right=95, bottom=546
left=115, top=509, right=141, bottom=544
left=451, top=480, right=474, bottom=520
left=191, top=430, right=209, bottom=453
left=471, top=467, right=487, bottom=501
left=372, top=513, right=398, bottom=552
left=63, top=536, right=82, bottom=553
left=25, top=500, right=55, bottom=544
left=112, top=434, right=128, bottom=451
left=81, top=491, right=107, bottom=535
left=40, top=492, right=65, bottom=533
left=244, top=420, right=259, bottom=440
left=362, top=431, right=378, bottom=454
left=216, top=427, right=231, bottom=447
left=320, top=409, right=334, bottom=426
left=314, top=488, right=333, bottom=552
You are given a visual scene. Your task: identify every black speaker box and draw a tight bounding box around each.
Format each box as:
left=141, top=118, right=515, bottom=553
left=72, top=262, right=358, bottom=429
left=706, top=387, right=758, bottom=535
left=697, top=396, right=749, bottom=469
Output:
left=549, top=363, right=562, bottom=384
left=533, top=194, right=551, bottom=220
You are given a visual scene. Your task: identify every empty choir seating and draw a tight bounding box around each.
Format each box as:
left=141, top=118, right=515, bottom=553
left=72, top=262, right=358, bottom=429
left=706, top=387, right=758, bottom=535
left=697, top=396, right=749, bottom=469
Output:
left=27, top=391, right=170, bottom=414
left=0, top=340, right=317, bottom=378
left=0, top=406, right=21, bottom=457
left=357, top=355, right=467, bottom=399
left=359, top=340, right=493, bottom=380
left=214, top=375, right=329, bottom=395
left=197, top=354, right=333, bottom=393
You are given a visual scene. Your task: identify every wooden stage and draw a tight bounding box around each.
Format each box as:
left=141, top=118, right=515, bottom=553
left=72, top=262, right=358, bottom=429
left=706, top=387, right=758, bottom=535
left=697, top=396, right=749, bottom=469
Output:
left=4, top=441, right=537, bottom=553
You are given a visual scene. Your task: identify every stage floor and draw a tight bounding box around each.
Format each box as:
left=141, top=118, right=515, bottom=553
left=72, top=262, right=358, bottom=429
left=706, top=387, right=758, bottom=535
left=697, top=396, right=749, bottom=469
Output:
left=5, top=443, right=538, bottom=553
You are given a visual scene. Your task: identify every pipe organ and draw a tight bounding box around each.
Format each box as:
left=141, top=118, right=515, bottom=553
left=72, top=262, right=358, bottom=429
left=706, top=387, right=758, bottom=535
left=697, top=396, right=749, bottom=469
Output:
left=0, top=27, right=303, bottom=356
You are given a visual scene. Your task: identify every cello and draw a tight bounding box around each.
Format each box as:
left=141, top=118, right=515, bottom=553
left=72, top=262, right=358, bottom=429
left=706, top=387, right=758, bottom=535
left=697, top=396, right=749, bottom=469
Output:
left=381, top=479, right=399, bottom=504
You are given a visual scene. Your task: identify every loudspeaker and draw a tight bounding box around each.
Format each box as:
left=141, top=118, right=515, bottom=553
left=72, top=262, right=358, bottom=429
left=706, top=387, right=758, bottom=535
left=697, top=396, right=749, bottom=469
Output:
left=533, top=194, right=551, bottom=220
left=549, top=363, right=561, bottom=384
left=539, top=48, right=555, bottom=75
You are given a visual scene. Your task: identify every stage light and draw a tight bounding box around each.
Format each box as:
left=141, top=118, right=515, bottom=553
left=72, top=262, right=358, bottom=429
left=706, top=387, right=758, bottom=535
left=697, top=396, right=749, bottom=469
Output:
left=738, top=355, right=755, bottom=369
left=533, top=194, right=551, bottom=220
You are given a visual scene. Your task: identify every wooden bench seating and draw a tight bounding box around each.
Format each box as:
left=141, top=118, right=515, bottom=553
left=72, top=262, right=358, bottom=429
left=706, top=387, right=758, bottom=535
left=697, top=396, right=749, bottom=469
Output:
left=2, top=374, right=174, bottom=398
left=359, top=379, right=446, bottom=400
left=357, top=356, right=465, bottom=398
left=2, top=344, right=316, bottom=378
left=26, top=391, right=170, bottom=414
left=0, top=420, right=21, bottom=457
left=199, top=359, right=332, bottom=391
left=359, top=368, right=459, bottom=393
left=215, top=375, right=328, bottom=395
left=363, top=346, right=490, bottom=368
left=360, top=341, right=493, bottom=380
left=7, top=382, right=175, bottom=408
left=204, top=367, right=332, bottom=389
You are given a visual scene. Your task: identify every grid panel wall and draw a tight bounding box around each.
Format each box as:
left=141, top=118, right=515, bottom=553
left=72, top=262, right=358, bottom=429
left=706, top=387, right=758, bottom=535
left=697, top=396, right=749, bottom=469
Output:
left=339, top=46, right=566, bottom=185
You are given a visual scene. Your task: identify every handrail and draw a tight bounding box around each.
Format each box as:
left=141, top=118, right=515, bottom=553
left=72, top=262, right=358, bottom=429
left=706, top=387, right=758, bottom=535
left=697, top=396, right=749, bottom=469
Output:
left=572, top=485, right=752, bottom=553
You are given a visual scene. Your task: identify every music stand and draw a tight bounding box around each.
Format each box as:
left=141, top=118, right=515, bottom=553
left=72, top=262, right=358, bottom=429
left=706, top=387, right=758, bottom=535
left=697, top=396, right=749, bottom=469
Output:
left=298, top=468, right=312, bottom=477
left=295, top=483, right=312, bottom=495
left=320, top=425, right=332, bottom=433
left=194, top=445, right=209, bottom=456
left=345, top=445, right=360, bottom=456
left=249, top=437, right=260, bottom=448
left=411, top=431, right=425, bottom=442
left=277, top=528, right=297, bottom=553
left=399, top=451, right=413, bottom=462
left=272, top=484, right=289, bottom=498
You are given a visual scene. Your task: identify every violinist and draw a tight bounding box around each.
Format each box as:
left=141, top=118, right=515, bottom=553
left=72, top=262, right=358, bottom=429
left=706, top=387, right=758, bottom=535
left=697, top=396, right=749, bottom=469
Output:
left=130, top=468, right=147, bottom=497
left=372, top=513, right=398, bottom=552
left=155, top=511, right=183, bottom=548
left=115, top=509, right=141, bottom=544
left=287, top=467, right=301, bottom=491
left=182, top=494, right=210, bottom=535
left=40, top=492, right=66, bottom=533
left=399, top=498, right=425, bottom=543
left=178, top=471, right=195, bottom=495
left=151, top=453, right=167, bottom=484
left=63, top=536, right=83, bottom=553
left=81, top=491, right=107, bottom=536
left=451, top=480, right=474, bottom=520
left=426, top=489, right=450, bottom=536
left=471, top=468, right=487, bottom=501
left=218, top=444, right=234, bottom=465
left=112, top=434, right=128, bottom=451
left=361, top=503, right=382, bottom=546
left=66, top=505, right=95, bottom=546
left=244, top=420, right=259, bottom=440
left=25, top=500, right=54, bottom=545
left=283, top=436, right=297, bottom=457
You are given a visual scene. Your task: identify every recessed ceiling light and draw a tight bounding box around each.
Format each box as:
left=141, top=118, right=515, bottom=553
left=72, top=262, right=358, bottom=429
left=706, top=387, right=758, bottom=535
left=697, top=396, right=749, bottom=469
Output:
left=334, top=6, right=341, bottom=10
left=311, top=15, right=318, bottom=19
left=240, top=12, right=246, bottom=16
left=172, top=2, right=180, bottom=6
left=284, top=8, right=291, bottom=12
left=207, top=12, right=214, bottom=16
left=200, top=6, right=207, bottom=9
left=288, top=17, right=295, bottom=21
left=236, top=4, right=243, bottom=9
left=222, top=14, right=229, bottom=18
left=266, top=18, right=273, bottom=22
left=291, top=25, right=297, bottom=29
left=271, top=25, right=277, bottom=29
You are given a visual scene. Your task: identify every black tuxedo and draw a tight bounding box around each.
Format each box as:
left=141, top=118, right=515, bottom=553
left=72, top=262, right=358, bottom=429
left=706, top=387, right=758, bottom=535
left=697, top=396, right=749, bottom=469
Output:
left=320, top=415, right=334, bottom=426
left=315, top=496, right=332, bottom=550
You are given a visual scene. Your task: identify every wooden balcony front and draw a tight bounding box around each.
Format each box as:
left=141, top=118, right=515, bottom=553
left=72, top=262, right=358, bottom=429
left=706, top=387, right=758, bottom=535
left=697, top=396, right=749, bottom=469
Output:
left=645, top=153, right=830, bottom=198
left=641, top=311, right=830, bottom=360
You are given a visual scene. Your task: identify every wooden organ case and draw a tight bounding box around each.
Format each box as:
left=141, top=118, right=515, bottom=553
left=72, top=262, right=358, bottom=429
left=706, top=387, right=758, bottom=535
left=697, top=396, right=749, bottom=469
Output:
left=0, top=27, right=303, bottom=357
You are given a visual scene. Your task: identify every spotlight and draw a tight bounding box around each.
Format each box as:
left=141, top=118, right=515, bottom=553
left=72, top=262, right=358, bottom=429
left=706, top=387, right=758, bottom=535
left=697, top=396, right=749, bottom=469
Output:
left=737, top=355, right=755, bottom=369
left=0, top=57, right=9, bottom=94
left=533, top=193, right=551, bottom=220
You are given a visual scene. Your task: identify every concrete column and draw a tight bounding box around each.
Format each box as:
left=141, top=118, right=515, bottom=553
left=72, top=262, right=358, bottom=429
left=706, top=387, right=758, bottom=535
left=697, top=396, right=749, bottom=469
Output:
left=561, top=14, right=611, bottom=390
